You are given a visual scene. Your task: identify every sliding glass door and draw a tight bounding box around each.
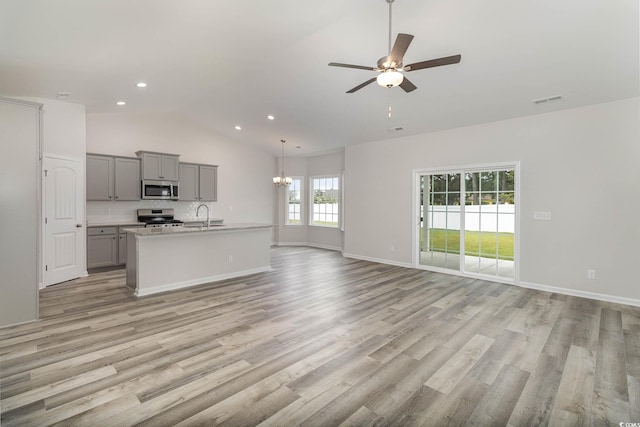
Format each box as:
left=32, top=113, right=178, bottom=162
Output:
left=420, top=173, right=462, bottom=271
left=418, top=164, right=517, bottom=281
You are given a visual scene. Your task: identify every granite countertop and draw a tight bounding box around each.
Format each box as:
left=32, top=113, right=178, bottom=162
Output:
left=87, top=221, right=146, bottom=227
left=121, top=223, right=272, bottom=236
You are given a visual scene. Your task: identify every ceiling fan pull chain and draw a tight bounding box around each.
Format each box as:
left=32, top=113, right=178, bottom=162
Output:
left=388, top=88, right=392, bottom=118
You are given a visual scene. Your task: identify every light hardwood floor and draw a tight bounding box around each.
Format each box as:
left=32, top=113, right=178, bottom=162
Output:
left=1, top=247, right=639, bottom=426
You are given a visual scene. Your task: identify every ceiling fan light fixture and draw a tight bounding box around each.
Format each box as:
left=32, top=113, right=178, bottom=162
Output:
left=376, top=70, right=404, bottom=88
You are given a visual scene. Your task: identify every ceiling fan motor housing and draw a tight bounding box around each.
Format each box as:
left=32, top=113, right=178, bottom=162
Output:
left=377, top=56, right=401, bottom=70
left=327, top=0, right=461, bottom=94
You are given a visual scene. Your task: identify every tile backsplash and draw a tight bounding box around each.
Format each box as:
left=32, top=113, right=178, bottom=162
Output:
left=87, top=200, right=217, bottom=224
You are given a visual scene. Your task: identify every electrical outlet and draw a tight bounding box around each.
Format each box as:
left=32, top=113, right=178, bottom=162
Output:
left=587, top=269, right=596, bottom=279
left=228, top=255, right=233, bottom=264
left=390, top=244, right=395, bottom=252
left=534, top=211, right=551, bottom=220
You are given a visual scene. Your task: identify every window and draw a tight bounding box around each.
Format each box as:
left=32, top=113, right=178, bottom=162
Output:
left=286, top=177, right=303, bottom=225
left=310, top=176, right=340, bottom=227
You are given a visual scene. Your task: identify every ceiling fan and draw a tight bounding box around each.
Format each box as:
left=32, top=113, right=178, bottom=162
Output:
left=329, top=0, right=461, bottom=94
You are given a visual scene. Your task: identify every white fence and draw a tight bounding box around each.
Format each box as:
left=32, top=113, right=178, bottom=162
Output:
left=424, top=205, right=515, bottom=233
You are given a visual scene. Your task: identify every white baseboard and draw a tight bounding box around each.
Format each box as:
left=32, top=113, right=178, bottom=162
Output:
left=134, top=266, right=273, bottom=297
left=276, top=242, right=342, bottom=252
left=518, top=280, right=640, bottom=308
left=342, top=252, right=414, bottom=269
left=274, top=241, right=308, bottom=247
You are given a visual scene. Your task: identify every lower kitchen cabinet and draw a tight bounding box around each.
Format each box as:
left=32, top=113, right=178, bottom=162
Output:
left=87, top=228, right=118, bottom=269
left=88, top=226, right=143, bottom=270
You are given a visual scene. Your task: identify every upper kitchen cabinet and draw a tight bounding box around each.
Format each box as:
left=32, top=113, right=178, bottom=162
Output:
left=136, top=151, right=179, bottom=181
left=179, top=163, right=218, bottom=201
left=87, top=154, right=140, bottom=201
left=114, top=157, right=141, bottom=200
left=87, top=154, right=114, bottom=200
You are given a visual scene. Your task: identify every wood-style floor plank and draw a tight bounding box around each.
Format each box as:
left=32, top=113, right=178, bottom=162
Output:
left=1, top=246, right=640, bottom=426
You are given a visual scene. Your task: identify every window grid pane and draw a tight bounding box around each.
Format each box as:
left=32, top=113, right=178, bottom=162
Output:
left=311, top=176, right=339, bottom=227
left=286, top=178, right=302, bottom=225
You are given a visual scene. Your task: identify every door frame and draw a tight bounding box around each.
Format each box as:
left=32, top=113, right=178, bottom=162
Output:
left=412, top=161, right=521, bottom=284
left=42, top=153, right=87, bottom=288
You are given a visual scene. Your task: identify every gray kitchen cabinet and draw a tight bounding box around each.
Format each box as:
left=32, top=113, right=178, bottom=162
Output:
left=87, top=154, right=140, bottom=201
left=179, top=162, right=218, bottom=201
left=87, top=155, right=114, bottom=200
left=114, top=157, right=141, bottom=200
left=118, top=226, right=143, bottom=265
left=118, top=229, right=129, bottom=265
left=87, top=227, right=118, bottom=269
left=137, top=151, right=179, bottom=181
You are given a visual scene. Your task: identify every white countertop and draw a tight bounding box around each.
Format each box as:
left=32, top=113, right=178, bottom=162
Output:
left=87, top=221, right=146, bottom=228
left=122, top=222, right=271, bottom=236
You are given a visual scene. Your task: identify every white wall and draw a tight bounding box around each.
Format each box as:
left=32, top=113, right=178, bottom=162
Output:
left=0, top=97, right=41, bottom=327
left=344, top=98, right=640, bottom=302
left=19, top=97, right=86, bottom=158
left=86, top=112, right=274, bottom=226
left=17, top=97, right=88, bottom=284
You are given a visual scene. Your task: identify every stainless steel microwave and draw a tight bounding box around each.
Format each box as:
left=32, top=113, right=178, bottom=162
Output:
left=141, top=180, right=179, bottom=200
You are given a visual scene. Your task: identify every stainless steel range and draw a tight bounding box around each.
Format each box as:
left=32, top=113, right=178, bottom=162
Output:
left=137, top=208, right=184, bottom=228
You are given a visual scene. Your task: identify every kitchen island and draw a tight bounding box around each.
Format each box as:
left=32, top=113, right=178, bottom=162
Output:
left=123, top=223, right=272, bottom=296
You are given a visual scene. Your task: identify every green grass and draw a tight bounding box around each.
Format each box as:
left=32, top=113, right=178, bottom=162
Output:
left=421, top=228, right=514, bottom=260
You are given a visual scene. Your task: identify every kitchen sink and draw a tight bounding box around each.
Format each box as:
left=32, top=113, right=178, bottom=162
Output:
left=184, top=221, right=225, bottom=228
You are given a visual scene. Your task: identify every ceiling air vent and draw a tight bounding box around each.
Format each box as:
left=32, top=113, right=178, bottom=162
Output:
left=533, top=95, right=562, bottom=105
left=387, top=126, right=404, bottom=133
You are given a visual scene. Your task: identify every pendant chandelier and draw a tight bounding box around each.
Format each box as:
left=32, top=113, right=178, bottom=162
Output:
left=273, top=139, right=292, bottom=187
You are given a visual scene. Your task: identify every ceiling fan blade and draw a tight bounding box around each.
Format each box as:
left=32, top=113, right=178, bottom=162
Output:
left=329, top=62, right=376, bottom=71
left=399, top=76, right=417, bottom=93
left=404, top=54, right=462, bottom=72
left=346, top=77, right=377, bottom=93
left=389, top=33, right=414, bottom=65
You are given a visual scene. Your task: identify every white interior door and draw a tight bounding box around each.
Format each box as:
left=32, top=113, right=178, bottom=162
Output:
left=44, top=156, right=85, bottom=286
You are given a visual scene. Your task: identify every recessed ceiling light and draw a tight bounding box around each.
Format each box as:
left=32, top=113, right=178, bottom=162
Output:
left=116, top=101, right=126, bottom=106
left=235, top=125, right=242, bottom=130
left=267, top=115, right=275, bottom=120
left=136, top=82, right=147, bottom=88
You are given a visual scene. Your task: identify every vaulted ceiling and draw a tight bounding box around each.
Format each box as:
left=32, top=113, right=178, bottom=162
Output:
left=1, top=0, right=638, bottom=155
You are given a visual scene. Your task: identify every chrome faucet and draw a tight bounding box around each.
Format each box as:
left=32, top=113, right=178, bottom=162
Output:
left=196, top=204, right=210, bottom=228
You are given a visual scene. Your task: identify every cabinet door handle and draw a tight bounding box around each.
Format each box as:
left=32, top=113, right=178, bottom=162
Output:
left=115, top=196, right=119, bottom=199
left=76, top=224, right=83, bottom=228
left=108, top=196, right=112, bottom=199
